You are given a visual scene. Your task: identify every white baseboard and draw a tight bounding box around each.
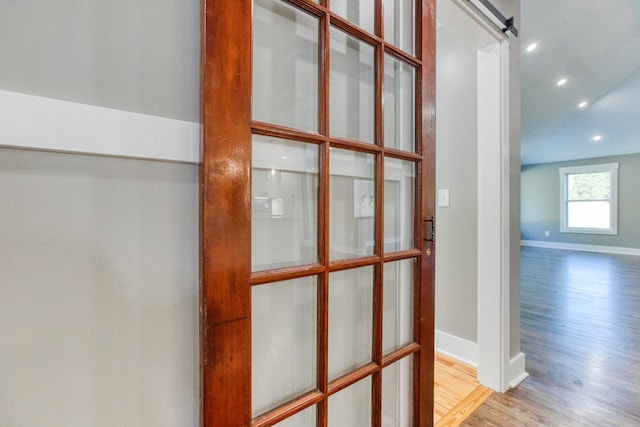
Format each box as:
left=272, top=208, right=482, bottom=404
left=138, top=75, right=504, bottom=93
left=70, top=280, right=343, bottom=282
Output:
left=507, top=352, right=528, bottom=388
left=435, top=329, right=478, bottom=367
left=436, top=330, right=528, bottom=390
left=0, top=90, right=199, bottom=163
left=521, top=240, right=640, bottom=256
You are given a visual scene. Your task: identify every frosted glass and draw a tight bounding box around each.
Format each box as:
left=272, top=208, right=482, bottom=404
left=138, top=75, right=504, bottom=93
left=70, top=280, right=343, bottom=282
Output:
left=384, top=55, right=416, bottom=152
left=252, top=277, right=317, bottom=417
left=328, top=266, right=374, bottom=380
left=330, top=149, right=376, bottom=261
left=383, top=0, right=415, bottom=55
left=330, top=27, right=375, bottom=143
left=274, top=405, right=317, bottom=426
left=382, top=357, right=414, bottom=427
left=330, top=0, right=375, bottom=34
left=328, top=377, right=372, bottom=426
left=252, top=135, right=319, bottom=271
left=384, top=158, right=415, bottom=252
left=383, top=259, right=414, bottom=354
left=253, top=0, right=319, bottom=131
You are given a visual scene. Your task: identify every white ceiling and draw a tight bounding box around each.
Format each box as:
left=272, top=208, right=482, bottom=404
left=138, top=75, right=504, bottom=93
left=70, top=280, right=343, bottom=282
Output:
left=520, top=0, right=640, bottom=164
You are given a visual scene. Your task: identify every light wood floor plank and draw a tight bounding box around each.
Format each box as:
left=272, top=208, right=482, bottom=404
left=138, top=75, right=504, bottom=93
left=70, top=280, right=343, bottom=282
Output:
left=436, top=385, right=493, bottom=427
left=434, top=352, right=493, bottom=426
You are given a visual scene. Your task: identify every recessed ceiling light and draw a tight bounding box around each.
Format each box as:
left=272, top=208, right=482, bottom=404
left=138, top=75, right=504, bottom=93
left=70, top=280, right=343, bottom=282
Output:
left=578, top=101, right=588, bottom=109
left=557, top=78, right=568, bottom=86
left=592, top=135, right=602, bottom=142
left=282, top=156, right=287, bottom=160
left=526, top=43, right=537, bottom=52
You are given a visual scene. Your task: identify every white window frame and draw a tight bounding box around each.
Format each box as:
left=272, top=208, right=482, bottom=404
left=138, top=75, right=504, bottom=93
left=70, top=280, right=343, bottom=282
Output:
left=559, top=163, right=619, bottom=235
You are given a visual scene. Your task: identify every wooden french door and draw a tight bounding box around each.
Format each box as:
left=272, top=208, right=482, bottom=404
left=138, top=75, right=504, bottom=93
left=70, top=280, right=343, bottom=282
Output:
left=201, top=0, right=435, bottom=425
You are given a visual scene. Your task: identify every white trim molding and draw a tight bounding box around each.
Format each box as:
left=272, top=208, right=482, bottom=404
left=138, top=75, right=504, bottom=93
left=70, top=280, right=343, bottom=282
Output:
left=559, top=163, right=619, bottom=235
left=521, top=240, right=640, bottom=256
left=0, top=90, right=200, bottom=163
left=435, top=331, right=528, bottom=390
left=476, top=36, right=512, bottom=393
left=507, top=352, right=528, bottom=388
left=435, top=330, right=478, bottom=367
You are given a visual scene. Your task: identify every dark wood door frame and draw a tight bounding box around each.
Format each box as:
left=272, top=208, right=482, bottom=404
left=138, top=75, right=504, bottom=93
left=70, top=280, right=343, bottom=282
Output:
left=200, top=1, right=436, bottom=425
left=200, top=1, right=253, bottom=425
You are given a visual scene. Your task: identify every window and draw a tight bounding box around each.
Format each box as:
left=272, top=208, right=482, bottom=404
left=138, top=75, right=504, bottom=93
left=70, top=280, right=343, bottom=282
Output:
left=560, top=163, right=619, bottom=234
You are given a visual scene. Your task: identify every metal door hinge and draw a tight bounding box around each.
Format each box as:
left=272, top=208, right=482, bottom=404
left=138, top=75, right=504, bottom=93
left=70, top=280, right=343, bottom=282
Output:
left=425, top=217, right=435, bottom=243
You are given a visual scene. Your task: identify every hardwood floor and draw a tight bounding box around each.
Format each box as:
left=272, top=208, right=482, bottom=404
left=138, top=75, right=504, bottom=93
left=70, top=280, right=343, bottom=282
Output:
left=463, top=246, right=640, bottom=426
left=434, top=353, right=493, bottom=426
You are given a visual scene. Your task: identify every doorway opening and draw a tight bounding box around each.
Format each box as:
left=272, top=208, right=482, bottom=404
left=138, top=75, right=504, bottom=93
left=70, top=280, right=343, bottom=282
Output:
left=435, top=0, right=523, bottom=392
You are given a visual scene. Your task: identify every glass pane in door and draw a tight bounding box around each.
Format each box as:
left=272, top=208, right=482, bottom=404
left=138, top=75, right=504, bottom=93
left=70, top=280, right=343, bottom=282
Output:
left=383, top=0, right=415, bottom=55
left=330, top=27, right=375, bottom=143
left=384, top=55, right=416, bottom=152
left=252, top=135, right=319, bottom=271
left=253, top=0, right=319, bottom=131
left=328, top=376, right=372, bottom=425
left=384, top=157, right=415, bottom=252
left=330, top=0, right=375, bottom=34
left=383, top=259, right=415, bottom=354
left=382, top=357, right=414, bottom=426
left=328, top=266, right=374, bottom=380
left=252, top=277, right=317, bottom=417
left=274, top=405, right=317, bottom=426
left=330, top=149, right=376, bottom=260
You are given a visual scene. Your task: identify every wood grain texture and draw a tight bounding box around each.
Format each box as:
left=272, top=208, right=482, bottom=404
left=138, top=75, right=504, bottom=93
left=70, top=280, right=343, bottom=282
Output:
left=200, top=0, right=437, bottom=424
left=463, top=247, right=640, bottom=426
left=418, top=0, right=437, bottom=424
left=437, top=385, right=493, bottom=427
left=201, top=0, right=252, bottom=425
left=434, top=353, right=492, bottom=426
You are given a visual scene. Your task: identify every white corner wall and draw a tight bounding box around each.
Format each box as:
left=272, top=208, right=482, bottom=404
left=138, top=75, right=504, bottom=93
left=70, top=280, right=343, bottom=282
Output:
left=435, top=24, right=479, bottom=346
left=0, top=148, right=199, bottom=425
left=436, top=0, right=524, bottom=391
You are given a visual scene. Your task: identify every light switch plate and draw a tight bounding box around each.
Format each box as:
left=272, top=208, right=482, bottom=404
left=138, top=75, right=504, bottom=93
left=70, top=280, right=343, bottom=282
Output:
left=438, top=189, right=450, bottom=207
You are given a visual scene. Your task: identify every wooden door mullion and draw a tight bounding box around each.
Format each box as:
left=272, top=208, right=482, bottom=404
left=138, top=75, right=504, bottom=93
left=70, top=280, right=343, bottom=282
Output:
left=372, top=261, right=384, bottom=427
left=373, top=0, right=385, bottom=423
left=319, top=10, right=330, bottom=140
left=317, top=271, right=329, bottom=427
left=318, top=6, right=331, bottom=427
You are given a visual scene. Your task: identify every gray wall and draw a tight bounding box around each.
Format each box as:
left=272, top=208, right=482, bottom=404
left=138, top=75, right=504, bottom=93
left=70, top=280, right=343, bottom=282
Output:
left=0, top=0, right=200, bottom=122
left=522, top=154, right=640, bottom=249
left=0, top=1, right=200, bottom=424
left=435, top=26, right=479, bottom=343
left=0, top=148, right=199, bottom=425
